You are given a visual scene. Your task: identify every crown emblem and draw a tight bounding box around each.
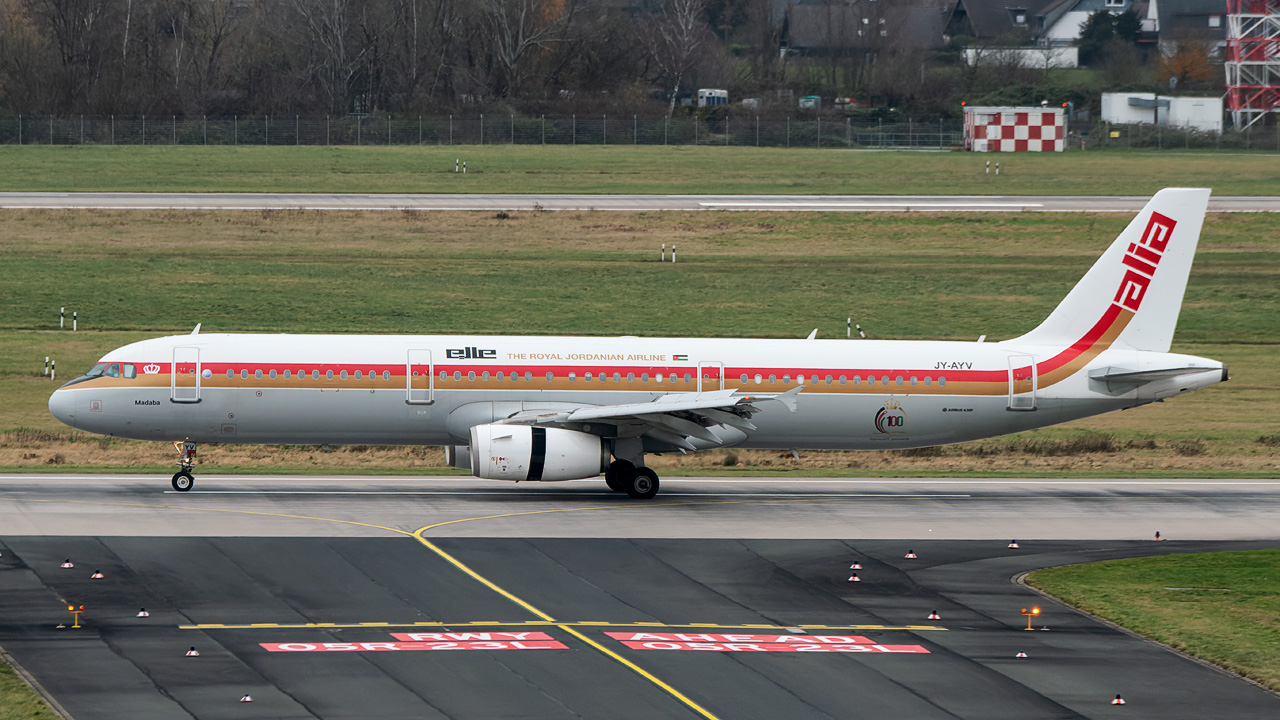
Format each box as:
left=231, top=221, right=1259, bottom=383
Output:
left=142, top=364, right=161, bottom=374
left=883, top=398, right=901, bottom=410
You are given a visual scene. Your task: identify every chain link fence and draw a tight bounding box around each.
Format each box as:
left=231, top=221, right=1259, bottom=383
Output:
left=4, top=114, right=1273, bottom=152
left=0, top=114, right=965, bottom=149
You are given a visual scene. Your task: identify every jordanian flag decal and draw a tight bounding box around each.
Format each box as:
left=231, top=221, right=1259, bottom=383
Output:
left=673, top=354, right=689, bottom=361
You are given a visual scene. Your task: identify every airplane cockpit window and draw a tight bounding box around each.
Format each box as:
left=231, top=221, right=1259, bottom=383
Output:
left=102, top=363, right=122, bottom=378
left=122, top=363, right=137, bottom=379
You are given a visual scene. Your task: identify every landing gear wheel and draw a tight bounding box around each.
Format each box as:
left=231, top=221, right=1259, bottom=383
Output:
left=171, top=471, right=194, bottom=492
left=623, top=467, right=659, bottom=500
left=605, top=460, right=635, bottom=492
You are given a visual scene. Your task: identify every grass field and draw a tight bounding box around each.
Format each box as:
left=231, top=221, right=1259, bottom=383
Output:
left=0, top=662, right=57, bottom=720
left=0, top=209, right=1276, bottom=476
left=1028, top=550, right=1280, bottom=692
left=1, top=145, right=1280, bottom=195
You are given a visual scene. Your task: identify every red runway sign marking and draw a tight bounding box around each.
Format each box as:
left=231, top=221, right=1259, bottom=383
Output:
left=605, top=632, right=929, bottom=654
left=262, top=632, right=565, bottom=652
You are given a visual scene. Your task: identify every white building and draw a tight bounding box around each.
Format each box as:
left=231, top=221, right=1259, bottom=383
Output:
left=1100, top=92, right=1223, bottom=132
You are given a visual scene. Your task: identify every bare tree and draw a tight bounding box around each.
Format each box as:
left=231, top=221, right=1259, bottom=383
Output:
left=644, top=0, right=711, bottom=116
left=483, top=0, right=573, bottom=99
left=290, top=0, right=367, bottom=113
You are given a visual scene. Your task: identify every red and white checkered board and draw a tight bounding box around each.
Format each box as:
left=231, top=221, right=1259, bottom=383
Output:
left=972, top=111, right=1063, bottom=152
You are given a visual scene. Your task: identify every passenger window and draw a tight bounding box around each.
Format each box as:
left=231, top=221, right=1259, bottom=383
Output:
left=641, top=373, right=649, bottom=382
left=684, top=373, right=692, bottom=383
left=546, top=372, right=554, bottom=382
left=851, top=375, right=859, bottom=385
left=868, top=376, right=875, bottom=385
left=585, top=372, right=592, bottom=381
left=383, top=371, right=390, bottom=381
left=256, top=370, right=263, bottom=379
left=355, top=370, right=362, bottom=380
left=440, top=371, right=447, bottom=381
left=242, top=370, right=249, bottom=379
left=740, top=374, right=748, bottom=383
left=655, top=373, right=663, bottom=382
left=270, top=369, right=278, bottom=379
left=939, top=377, right=946, bottom=386
left=896, top=376, right=903, bottom=386
left=326, top=370, right=334, bottom=380
left=468, top=371, right=476, bottom=381
left=454, top=371, right=462, bottom=381
left=312, top=370, right=320, bottom=379
left=924, top=377, right=931, bottom=386
left=783, top=375, right=791, bottom=385
left=482, top=371, right=490, bottom=381
left=769, top=374, right=777, bottom=384
left=825, top=375, right=833, bottom=384
left=123, top=364, right=137, bottom=379
left=496, top=371, right=504, bottom=381
left=628, top=373, right=636, bottom=382
left=754, top=374, right=763, bottom=384
left=340, top=370, right=348, bottom=380
left=910, top=377, right=917, bottom=386
left=569, top=372, right=577, bottom=382
left=284, top=370, right=291, bottom=379
left=613, top=372, right=621, bottom=382
left=227, top=369, right=234, bottom=379
left=526, top=372, right=533, bottom=382
left=882, top=376, right=889, bottom=385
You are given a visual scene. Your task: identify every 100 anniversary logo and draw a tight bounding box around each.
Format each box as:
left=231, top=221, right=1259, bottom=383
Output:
left=875, top=399, right=907, bottom=434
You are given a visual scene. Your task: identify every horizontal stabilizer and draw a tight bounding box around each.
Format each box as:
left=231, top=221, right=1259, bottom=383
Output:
left=1088, top=366, right=1223, bottom=385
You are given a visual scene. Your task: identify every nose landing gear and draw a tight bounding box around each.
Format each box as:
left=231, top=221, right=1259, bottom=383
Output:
left=171, top=440, right=196, bottom=491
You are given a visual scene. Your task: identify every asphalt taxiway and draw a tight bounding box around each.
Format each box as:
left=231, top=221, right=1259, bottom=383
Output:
left=2, top=475, right=1278, bottom=719
left=3, top=192, right=1279, bottom=212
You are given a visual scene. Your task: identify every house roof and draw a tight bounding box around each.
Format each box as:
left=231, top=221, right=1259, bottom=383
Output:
left=788, top=3, right=949, bottom=50
left=1156, top=0, right=1227, bottom=38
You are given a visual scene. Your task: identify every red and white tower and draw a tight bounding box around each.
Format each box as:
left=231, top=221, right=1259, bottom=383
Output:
left=1225, top=0, right=1280, bottom=129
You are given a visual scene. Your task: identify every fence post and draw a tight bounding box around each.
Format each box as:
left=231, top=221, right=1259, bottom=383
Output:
left=49, top=115, right=53, bottom=144
left=908, top=118, right=912, bottom=147
left=542, top=115, right=545, bottom=144
left=603, top=114, right=607, bottom=144
left=449, top=115, right=453, bottom=145
left=786, top=117, right=790, bottom=147
left=173, top=115, right=176, bottom=144
left=16, top=114, right=20, bottom=144
left=388, top=115, right=391, bottom=145
left=419, top=116, right=422, bottom=145
left=480, top=114, right=484, bottom=145
left=142, top=114, right=146, bottom=145
left=511, top=113, right=514, bottom=144
left=265, top=115, right=269, bottom=144
left=816, top=115, right=820, bottom=148
left=110, top=115, right=113, bottom=145
left=846, top=117, right=851, bottom=146
left=297, top=115, right=300, bottom=145
left=80, top=115, right=84, bottom=144
left=878, top=117, right=882, bottom=147
left=726, top=115, right=729, bottom=145
left=326, top=115, right=330, bottom=145
left=572, top=114, right=576, bottom=145
left=664, top=116, right=667, bottom=145
left=357, top=115, right=361, bottom=145
left=234, top=115, right=238, bottom=145
left=634, top=115, right=637, bottom=144
left=939, top=118, right=943, bottom=148
left=695, top=117, right=698, bottom=145
left=203, top=115, right=207, bottom=145
left=756, top=115, right=759, bottom=146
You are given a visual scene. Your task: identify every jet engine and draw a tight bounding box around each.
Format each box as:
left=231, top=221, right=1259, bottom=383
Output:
left=469, top=424, right=609, bottom=481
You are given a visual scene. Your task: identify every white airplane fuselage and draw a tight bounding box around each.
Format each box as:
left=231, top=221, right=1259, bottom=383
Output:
left=48, top=333, right=1223, bottom=450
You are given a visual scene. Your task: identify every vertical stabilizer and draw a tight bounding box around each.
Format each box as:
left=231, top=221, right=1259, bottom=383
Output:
left=1011, top=188, right=1209, bottom=353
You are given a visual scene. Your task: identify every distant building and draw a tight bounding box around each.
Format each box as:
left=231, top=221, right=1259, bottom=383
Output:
left=1101, top=92, right=1223, bottom=132
left=786, top=1, right=951, bottom=53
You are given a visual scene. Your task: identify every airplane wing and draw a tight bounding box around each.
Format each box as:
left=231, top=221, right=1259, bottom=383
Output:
left=496, top=387, right=801, bottom=452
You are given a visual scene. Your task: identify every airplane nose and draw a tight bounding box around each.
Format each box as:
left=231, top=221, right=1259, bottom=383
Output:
left=48, top=390, right=76, bottom=427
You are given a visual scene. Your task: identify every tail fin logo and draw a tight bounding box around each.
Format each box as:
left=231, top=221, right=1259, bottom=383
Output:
left=1113, top=211, right=1177, bottom=313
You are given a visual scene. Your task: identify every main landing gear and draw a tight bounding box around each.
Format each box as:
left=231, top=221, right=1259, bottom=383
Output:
left=605, top=459, right=660, bottom=500
left=171, top=440, right=196, bottom=492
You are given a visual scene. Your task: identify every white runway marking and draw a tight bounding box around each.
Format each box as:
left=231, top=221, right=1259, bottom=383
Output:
left=161, top=490, right=975, bottom=498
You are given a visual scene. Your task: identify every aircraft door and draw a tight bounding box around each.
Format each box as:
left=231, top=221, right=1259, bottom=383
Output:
left=406, top=349, right=434, bottom=404
left=1008, top=354, right=1037, bottom=411
left=171, top=347, right=201, bottom=403
left=697, top=361, right=724, bottom=392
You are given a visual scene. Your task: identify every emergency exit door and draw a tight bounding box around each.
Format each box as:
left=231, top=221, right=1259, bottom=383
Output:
left=698, top=361, right=724, bottom=392
left=171, top=347, right=201, bottom=403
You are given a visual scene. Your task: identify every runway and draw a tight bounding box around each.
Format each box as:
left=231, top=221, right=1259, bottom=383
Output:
left=2, top=192, right=1279, bottom=212
left=2, top=475, right=1278, bottom=719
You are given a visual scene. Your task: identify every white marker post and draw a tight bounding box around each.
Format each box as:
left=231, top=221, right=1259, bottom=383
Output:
left=671, top=244, right=676, bottom=263
left=463, top=161, right=467, bottom=174
left=995, top=162, right=1000, bottom=176
left=45, top=357, right=49, bottom=376
left=661, top=244, right=666, bottom=262
left=60, top=307, right=65, bottom=329
left=51, top=360, right=55, bottom=381
left=847, top=318, right=851, bottom=338
left=72, top=311, right=77, bottom=331
left=985, top=161, right=990, bottom=175
left=455, top=159, right=459, bottom=173
left=856, top=324, right=865, bottom=339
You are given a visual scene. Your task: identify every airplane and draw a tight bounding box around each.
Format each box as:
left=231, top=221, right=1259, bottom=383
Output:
left=48, top=188, right=1226, bottom=499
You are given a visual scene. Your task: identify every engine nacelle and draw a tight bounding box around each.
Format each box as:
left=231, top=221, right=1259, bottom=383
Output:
left=469, top=425, right=609, bottom=482
left=444, top=445, right=472, bottom=471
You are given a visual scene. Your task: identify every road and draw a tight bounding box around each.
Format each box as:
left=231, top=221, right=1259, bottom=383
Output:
left=2, top=192, right=1279, bottom=212
left=2, top=474, right=1277, bottom=720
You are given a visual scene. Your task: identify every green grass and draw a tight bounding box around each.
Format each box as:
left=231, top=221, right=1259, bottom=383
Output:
left=0, top=662, right=57, bottom=720
left=1028, top=550, right=1280, bottom=692
left=1, top=146, right=1279, bottom=195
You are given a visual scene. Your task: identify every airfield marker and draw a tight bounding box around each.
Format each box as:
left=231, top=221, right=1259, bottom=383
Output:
left=73, top=311, right=77, bottom=331
left=186, top=646, right=200, bottom=657
left=60, top=307, right=64, bottom=328
left=1111, top=694, right=1126, bottom=705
